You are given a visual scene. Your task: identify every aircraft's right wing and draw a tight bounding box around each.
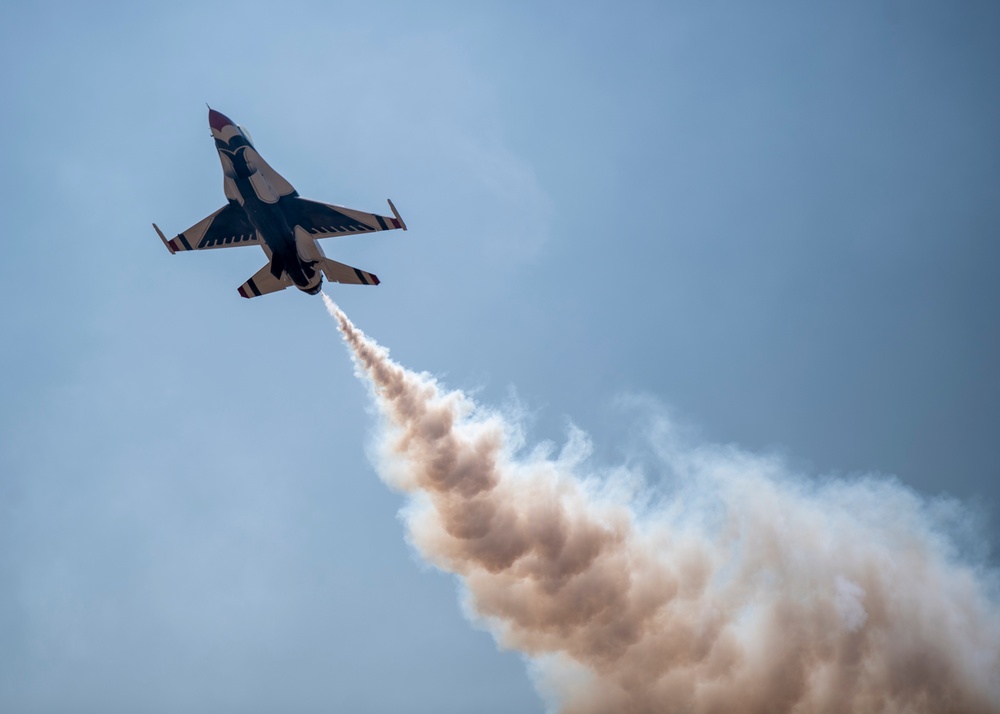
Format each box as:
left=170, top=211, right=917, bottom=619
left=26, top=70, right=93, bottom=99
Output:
left=153, top=204, right=260, bottom=253
left=291, top=198, right=406, bottom=240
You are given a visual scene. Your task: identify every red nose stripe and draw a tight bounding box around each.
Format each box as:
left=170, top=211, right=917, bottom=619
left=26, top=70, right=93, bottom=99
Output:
left=209, top=108, right=235, bottom=132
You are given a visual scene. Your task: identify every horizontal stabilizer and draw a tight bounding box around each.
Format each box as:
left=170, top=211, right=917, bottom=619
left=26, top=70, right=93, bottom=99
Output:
left=238, top=262, right=292, bottom=299
left=320, top=258, right=380, bottom=286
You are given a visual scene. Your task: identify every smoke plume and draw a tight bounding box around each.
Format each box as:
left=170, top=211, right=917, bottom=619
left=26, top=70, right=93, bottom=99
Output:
left=323, top=294, right=1000, bottom=714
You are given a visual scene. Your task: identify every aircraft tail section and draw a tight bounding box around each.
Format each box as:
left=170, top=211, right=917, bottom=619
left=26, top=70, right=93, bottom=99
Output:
left=237, top=257, right=377, bottom=298
left=238, top=262, right=292, bottom=298
left=320, top=258, right=380, bottom=286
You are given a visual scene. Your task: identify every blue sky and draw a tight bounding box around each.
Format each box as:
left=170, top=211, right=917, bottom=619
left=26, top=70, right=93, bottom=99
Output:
left=2, top=2, right=998, bottom=712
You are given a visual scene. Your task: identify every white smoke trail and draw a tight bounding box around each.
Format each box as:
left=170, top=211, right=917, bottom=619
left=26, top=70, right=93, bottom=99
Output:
left=322, top=294, right=1000, bottom=714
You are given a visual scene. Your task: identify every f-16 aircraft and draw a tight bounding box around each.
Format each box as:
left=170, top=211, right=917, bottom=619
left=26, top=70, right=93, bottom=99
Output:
left=153, top=108, right=406, bottom=298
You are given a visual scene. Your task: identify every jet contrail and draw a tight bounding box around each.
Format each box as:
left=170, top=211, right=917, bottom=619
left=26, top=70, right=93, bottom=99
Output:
left=322, top=294, right=1000, bottom=714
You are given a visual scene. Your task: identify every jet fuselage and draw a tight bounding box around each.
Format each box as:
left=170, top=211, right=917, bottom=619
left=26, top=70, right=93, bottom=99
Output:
left=210, top=109, right=321, bottom=293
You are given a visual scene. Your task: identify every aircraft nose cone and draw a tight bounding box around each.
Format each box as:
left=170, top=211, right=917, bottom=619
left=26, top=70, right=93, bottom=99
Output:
left=208, top=108, right=235, bottom=132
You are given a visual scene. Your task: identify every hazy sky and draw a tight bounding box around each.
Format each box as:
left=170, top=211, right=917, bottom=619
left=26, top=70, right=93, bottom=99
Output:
left=1, top=2, right=998, bottom=712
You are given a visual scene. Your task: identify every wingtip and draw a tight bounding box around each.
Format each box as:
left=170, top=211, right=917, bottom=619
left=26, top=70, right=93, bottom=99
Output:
left=153, top=223, right=175, bottom=254
left=387, top=199, right=407, bottom=231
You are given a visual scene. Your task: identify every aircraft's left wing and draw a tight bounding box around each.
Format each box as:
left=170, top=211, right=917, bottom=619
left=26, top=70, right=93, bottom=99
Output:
left=154, top=204, right=260, bottom=253
left=291, top=198, right=406, bottom=240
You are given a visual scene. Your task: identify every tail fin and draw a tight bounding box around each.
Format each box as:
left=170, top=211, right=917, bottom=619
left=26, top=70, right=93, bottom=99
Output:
left=268, top=252, right=286, bottom=279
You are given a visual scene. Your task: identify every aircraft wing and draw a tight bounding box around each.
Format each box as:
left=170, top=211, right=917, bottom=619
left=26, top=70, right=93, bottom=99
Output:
left=154, top=204, right=260, bottom=253
left=291, top=198, right=406, bottom=240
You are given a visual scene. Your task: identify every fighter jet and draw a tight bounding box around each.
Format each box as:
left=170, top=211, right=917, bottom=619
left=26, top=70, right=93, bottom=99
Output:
left=153, top=108, right=406, bottom=298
